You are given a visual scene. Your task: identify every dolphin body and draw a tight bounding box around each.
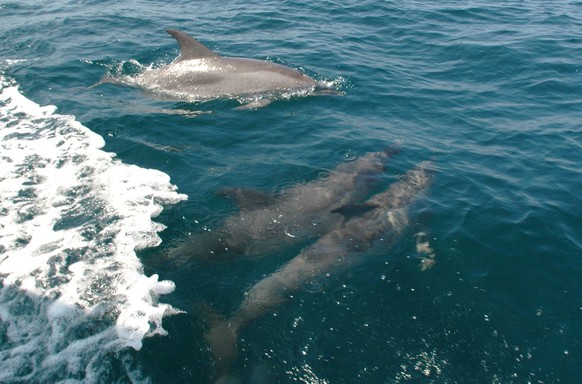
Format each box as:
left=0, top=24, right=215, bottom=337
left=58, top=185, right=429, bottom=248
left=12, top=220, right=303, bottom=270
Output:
left=204, top=160, right=434, bottom=376
left=153, top=147, right=399, bottom=270
left=103, top=29, right=334, bottom=108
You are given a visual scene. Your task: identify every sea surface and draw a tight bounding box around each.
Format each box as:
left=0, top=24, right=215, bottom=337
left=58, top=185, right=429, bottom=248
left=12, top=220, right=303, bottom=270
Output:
left=1, top=1, right=582, bottom=383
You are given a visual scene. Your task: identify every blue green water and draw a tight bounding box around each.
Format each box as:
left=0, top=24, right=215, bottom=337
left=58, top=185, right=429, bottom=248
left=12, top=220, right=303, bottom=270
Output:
left=2, top=1, right=582, bottom=383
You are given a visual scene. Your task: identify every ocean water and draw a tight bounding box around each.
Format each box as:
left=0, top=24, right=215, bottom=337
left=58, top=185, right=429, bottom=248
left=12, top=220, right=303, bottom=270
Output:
left=1, top=1, right=581, bottom=383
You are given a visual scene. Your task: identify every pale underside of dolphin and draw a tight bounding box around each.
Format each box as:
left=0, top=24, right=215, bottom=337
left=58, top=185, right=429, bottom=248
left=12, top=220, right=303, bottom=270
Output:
left=151, top=146, right=399, bottom=270
left=103, top=29, right=338, bottom=108
left=204, top=160, right=435, bottom=376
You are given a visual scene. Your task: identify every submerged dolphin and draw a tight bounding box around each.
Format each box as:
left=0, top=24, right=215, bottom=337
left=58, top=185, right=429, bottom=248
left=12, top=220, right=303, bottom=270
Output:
left=152, top=147, right=399, bottom=270
left=204, top=160, right=435, bottom=375
left=102, top=29, right=337, bottom=108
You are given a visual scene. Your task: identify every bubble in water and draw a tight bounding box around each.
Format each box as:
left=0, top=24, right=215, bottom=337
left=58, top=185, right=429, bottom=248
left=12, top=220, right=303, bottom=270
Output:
left=302, top=276, right=328, bottom=293
left=332, top=285, right=358, bottom=306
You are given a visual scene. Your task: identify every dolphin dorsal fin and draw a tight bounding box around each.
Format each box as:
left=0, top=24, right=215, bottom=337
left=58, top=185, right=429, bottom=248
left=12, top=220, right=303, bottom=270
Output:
left=166, top=29, right=219, bottom=61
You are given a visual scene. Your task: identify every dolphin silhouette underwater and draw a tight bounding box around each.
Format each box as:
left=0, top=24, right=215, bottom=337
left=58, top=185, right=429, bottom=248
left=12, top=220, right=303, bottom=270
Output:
left=203, top=160, right=435, bottom=376
left=151, top=146, right=399, bottom=270
left=100, top=29, right=339, bottom=109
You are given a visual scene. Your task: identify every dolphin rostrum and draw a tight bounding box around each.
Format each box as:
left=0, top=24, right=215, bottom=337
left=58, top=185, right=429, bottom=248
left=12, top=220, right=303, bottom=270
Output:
left=102, top=29, right=338, bottom=109
left=152, top=147, right=399, bottom=270
left=204, top=160, right=435, bottom=375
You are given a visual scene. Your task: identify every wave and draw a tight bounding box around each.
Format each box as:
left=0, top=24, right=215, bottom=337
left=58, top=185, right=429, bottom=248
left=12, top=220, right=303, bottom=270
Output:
left=0, top=75, right=187, bottom=383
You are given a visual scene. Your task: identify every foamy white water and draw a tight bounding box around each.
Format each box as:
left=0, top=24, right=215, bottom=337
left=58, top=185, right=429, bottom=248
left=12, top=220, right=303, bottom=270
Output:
left=0, top=75, right=187, bottom=383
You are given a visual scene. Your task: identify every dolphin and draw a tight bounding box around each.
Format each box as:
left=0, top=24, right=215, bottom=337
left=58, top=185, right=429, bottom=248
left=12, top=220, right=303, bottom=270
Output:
left=151, top=146, right=399, bottom=270
left=204, top=160, right=435, bottom=375
left=102, top=29, right=337, bottom=109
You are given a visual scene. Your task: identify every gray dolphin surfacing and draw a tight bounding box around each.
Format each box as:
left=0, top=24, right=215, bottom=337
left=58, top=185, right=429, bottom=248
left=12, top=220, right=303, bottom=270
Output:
left=152, top=146, right=399, bottom=270
left=102, top=29, right=338, bottom=108
left=204, top=160, right=435, bottom=375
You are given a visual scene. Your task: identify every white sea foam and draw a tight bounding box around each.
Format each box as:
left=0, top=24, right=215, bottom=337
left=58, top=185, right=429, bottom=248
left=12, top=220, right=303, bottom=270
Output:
left=0, top=75, right=187, bottom=382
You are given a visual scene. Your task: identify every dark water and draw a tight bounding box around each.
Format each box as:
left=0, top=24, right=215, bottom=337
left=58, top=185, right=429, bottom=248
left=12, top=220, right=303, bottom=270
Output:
left=2, top=1, right=582, bottom=383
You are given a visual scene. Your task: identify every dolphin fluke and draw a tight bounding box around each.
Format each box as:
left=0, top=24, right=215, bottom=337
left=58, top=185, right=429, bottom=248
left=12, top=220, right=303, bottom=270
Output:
left=166, top=29, right=219, bottom=61
left=196, top=302, right=240, bottom=376
left=205, top=319, right=239, bottom=374
left=88, top=75, right=122, bottom=89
